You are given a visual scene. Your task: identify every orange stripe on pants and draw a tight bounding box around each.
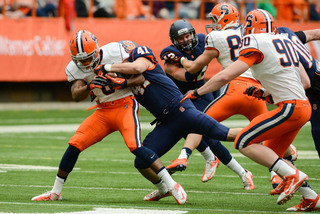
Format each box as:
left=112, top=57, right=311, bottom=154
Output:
left=235, top=99, right=311, bottom=157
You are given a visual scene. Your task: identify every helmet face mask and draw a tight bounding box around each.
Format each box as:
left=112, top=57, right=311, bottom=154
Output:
left=244, top=9, right=276, bottom=35
left=70, top=30, right=100, bottom=73
left=169, top=20, right=198, bottom=52
left=205, top=3, right=239, bottom=33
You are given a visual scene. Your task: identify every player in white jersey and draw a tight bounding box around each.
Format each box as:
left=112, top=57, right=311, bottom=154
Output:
left=169, top=3, right=269, bottom=190
left=31, top=30, right=188, bottom=205
left=181, top=9, right=319, bottom=209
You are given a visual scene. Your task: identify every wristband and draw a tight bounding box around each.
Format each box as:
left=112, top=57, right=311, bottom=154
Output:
left=104, top=64, right=112, bottom=72
left=194, top=88, right=201, bottom=98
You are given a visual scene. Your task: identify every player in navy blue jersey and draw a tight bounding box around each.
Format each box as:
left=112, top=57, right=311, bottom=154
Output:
left=278, top=28, right=320, bottom=158
left=160, top=19, right=254, bottom=189
left=95, top=44, right=242, bottom=203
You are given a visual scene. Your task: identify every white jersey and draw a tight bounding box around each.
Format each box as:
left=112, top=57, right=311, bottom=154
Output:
left=205, top=26, right=255, bottom=80
left=65, top=42, right=132, bottom=103
left=239, top=33, right=307, bottom=104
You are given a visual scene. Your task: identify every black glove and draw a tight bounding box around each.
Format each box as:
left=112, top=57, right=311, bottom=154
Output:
left=244, top=86, right=274, bottom=104
left=87, top=75, right=108, bottom=90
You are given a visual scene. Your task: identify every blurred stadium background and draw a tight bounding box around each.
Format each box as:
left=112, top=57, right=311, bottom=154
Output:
left=0, top=0, right=319, bottom=103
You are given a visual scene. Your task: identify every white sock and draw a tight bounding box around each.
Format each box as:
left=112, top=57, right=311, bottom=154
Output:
left=51, top=176, right=65, bottom=195
left=200, top=147, right=215, bottom=161
left=271, top=159, right=296, bottom=177
left=226, top=158, right=246, bottom=178
left=298, top=186, right=318, bottom=199
left=270, top=171, right=277, bottom=180
left=154, top=180, right=169, bottom=194
left=178, top=148, right=188, bottom=159
left=157, top=168, right=176, bottom=190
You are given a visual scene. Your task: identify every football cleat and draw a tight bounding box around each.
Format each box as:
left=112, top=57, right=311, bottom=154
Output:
left=170, top=183, right=187, bottom=205
left=242, top=170, right=255, bottom=190
left=290, top=144, right=298, bottom=161
left=144, top=190, right=171, bottom=201
left=270, top=179, right=286, bottom=195
left=271, top=174, right=283, bottom=189
left=201, top=158, right=219, bottom=182
left=31, top=191, right=62, bottom=201
left=286, top=194, right=320, bottom=211
left=277, top=170, right=308, bottom=205
left=166, top=158, right=187, bottom=175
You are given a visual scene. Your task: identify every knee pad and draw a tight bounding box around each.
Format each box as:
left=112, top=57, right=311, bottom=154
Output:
left=132, top=147, right=159, bottom=169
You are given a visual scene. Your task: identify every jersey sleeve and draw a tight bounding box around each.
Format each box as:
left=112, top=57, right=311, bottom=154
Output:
left=160, top=46, right=183, bottom=64
left=239, top=35, right=263, bottom=64
left=204, top=33, right=216, bottom=50
left=129, top=46, right=158, bottom=65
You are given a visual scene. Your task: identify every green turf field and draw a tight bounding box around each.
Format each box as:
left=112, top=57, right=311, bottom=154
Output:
left=0, top=107, right=319, bottom=214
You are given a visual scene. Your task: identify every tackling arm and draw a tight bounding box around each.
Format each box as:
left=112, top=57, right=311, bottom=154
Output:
left=164, top=63, right=188, bottom=82
left=102, top=57, right=152, bottom=75
left=303, top=29, right=320, bottom=43
left=181, top=49, right=218, bottom=74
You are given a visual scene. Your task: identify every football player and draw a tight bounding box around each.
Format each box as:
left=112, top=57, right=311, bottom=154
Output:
left=95, top=44, right=242, bottom=202
left=31, top=30, right=187, bottom=205
left=182, top=9, right=320, bottom=210
left=160, top=17, right=254, bottom=189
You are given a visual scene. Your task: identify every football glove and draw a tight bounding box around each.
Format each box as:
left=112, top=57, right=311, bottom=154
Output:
left=105, top=75, right=127, bottom=89
left=180, top=88, right=201, bottom=103
left=244, top=86, right=274, bottom=104
left=87, top=75, right=108, bottom=90
left=94, top=64, right=108, bottom=75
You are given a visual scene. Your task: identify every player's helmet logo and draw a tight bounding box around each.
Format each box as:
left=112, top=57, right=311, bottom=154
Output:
left=70, top=30, right=100, bottom=73
left=118, top=40, right=138, bottom=54
left=169, top=19, right=199, bottom=52
left=244, top=9, right=276, bottom=35
left=205, top=3, right=239, bottom=33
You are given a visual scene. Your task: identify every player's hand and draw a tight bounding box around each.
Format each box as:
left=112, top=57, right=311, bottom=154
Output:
left=244, top=86, right=274, bottom=104
left=244, top=86, right=265, bottom=99
left=87, top=75, right=108, bottom=90
left=180, top=89, right=201, bottom=103
left=105, top=74, right=127, bottom=89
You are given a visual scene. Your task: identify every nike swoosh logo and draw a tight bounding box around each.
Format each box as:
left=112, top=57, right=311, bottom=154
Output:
left=300, top=203, right=313, bottom=211
left=177, top=185, right=185, bottom=201
left=150, top=154, right=155, bottom=159
left=283, top=179, right=295, bottom=195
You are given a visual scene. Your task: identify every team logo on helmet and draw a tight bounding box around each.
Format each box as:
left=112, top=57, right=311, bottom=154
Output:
left=205, top=3, right=239, bottom=33
left=244, top=9, right=276, bottom=35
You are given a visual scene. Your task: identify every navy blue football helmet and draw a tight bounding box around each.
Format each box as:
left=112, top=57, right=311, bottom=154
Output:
left=169, top=19, right=198, bottom=52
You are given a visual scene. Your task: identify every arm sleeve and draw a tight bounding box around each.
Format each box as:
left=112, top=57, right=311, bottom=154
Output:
left=295, top=31, right=307, bottom=44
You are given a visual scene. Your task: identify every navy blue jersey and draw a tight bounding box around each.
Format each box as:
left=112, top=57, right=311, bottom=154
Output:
left=128, top=45, right=186, bottom=118
left=278, top=27, right=320, bottom=101
left=160, top=33, right=207, bottom=94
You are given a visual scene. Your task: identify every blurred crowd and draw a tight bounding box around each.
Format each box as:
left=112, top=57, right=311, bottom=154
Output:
left=1, top=0, right=319, bottom=21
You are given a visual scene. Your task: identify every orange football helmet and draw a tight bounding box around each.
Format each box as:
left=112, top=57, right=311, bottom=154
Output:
left=70, top=30, right=100, bottom=72
left=205, top=3, right=239, bottom=33
left=243, top=9, right=276, bottom=35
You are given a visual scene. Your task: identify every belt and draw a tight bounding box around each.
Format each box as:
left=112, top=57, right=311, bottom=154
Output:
left=87, top=95, right=134, bottom=110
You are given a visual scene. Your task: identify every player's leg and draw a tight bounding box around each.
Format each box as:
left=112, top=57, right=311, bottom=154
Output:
left=134, top=122, right=187, bottom=204
left=236, top=100, right=311, bottom=205
left=32, top=108, right=114, bottom=201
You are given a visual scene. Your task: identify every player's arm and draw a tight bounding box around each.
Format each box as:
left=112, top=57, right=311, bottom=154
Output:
left=126, top=74, right=145, bottom=87
left=101, top=57, right=152, bottom=75
left=70, top=79, right=89, bottom=102
left=295, top=29, right=320, bottom=44
left=299, top=62, right=311, bottom=90
left=181, top=49, right=218, bottom=74
left=164, top=63, right=188, bottom=82
left=191, top=52, right=258, bottom=97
